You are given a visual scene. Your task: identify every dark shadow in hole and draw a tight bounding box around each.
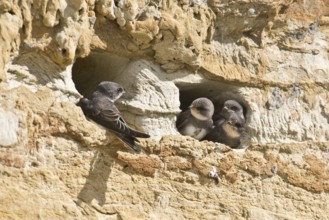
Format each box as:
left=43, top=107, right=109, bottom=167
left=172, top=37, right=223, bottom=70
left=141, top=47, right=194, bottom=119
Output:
left=61, top=48, right=67, bottom=57
left=175, top=80, right=252, bottom=148
left=21, top=25, right=26, bottom=36
left=77, top=150, right=113, bottom=206
left=175, top=81, right=250, bottom=123
left=72, top=52, right=130, bottom=97
left=242, top=29, right=261, bottom=46
left=78, top=8, right=84, bottom=16
left=8, top=10, right=15, bottom=15
left=279, top=4, right=289, bottom=14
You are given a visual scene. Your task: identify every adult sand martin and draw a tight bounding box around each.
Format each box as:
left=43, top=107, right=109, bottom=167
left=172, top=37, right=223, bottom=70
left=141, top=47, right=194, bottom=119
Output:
left=77, top=81, right=150, bottom=152
left=176, top=97, right=214, bottom=140
left=203, top=100, right=245, bottom=148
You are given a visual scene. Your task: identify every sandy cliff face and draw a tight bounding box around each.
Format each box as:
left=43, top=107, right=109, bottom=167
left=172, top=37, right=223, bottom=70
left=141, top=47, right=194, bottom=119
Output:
left=0, top=0, right=329, bottom=219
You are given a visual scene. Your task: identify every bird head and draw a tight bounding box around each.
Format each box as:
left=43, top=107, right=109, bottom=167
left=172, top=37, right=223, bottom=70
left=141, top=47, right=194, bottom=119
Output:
left=227, top=114, right=245, bottom=132
left=220, top=100, right=244, bottom=120
left=96, top=81, right=125, bottom=102
left=190, top=97, right=214, bottom=121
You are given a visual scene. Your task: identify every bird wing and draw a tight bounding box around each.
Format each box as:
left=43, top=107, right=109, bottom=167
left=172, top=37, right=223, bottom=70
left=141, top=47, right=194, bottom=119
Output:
left=115, top=133, right=141, bottom=153
left=213, top=118, right=225, bottom=127
left=78, top=96, right=150, bottom=138
left=202, top=119, right=225, bottom=142
left=176, top=110, right=191, bottom=130
left=93, top=102, right=150, bottom=138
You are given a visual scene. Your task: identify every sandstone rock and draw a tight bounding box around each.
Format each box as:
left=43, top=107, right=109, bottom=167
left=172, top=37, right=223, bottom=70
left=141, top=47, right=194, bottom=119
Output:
left=114, top=59, right=181, bottom=138
left=0, top=0, right=329, bottom=219
left=0, top=109, right=19, bottom=147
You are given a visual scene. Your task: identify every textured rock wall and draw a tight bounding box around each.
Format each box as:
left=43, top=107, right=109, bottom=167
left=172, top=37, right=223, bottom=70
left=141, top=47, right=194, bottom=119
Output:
left=0, top=0, right=329, bottom=219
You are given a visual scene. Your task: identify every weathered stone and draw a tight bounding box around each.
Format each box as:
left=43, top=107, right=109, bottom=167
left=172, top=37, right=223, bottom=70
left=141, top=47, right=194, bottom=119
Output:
left=0, top=109, right=19, bottom=147
left=114, top=59, right=181, bottom=138
left=0, top=0, right=329, bottom=219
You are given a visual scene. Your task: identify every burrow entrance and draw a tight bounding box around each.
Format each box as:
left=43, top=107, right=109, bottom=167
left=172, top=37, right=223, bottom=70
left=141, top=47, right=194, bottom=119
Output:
left=175, top=80, right=250, bottom=124
left=72, top=52, right=130, bottom=97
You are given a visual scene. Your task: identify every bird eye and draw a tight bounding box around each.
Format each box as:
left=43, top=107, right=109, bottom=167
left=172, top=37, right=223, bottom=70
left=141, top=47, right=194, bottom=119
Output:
left=231, top=106, right=238, bottom=111
left=196, top=106, right=206, bottom=111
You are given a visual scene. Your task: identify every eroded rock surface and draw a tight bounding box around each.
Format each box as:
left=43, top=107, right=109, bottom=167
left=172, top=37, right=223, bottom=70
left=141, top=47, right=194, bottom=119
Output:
left=0, top=0, right=329, bottom=219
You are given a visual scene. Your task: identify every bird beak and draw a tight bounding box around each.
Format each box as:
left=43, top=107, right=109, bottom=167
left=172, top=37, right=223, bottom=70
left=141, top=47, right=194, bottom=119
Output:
left=227, top=118, right=237, bottom=126
left=120, top=90, right=126, bottom=98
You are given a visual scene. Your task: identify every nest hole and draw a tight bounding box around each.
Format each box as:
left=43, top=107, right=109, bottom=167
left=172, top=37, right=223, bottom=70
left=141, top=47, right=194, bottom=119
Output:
left=175, top=80, right=251, bottom=125
left=72, top=52, right=130, bottom=97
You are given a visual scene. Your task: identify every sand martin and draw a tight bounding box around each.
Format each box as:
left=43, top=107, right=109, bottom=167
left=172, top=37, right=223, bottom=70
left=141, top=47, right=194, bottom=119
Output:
left=203, top=113, right=245, bottom=148
left=176, top=97, right=214, bottom=140
left=213, top=99, right=245, bottom=126
left=77, top=81, right=150, bottom=152
left=203, top=100, right=245, bottom=148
